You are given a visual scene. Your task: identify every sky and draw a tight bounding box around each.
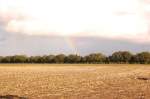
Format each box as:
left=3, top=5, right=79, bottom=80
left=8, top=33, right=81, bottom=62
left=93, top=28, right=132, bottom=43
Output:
left=0, top=0, right=150, bottom=56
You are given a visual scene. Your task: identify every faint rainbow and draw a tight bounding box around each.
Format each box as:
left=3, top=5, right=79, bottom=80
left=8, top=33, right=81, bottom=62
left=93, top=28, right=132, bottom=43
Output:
left=64, top=37, right=80, bottom=55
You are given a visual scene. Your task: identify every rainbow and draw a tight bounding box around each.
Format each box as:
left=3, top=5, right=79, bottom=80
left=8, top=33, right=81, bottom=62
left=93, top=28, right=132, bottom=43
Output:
left=64, top=37, right=80, bottom=55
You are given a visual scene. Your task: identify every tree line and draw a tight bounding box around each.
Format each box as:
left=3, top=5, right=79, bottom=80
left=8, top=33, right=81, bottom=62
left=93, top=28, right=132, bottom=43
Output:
left=0, top=51, right=150, bottom=64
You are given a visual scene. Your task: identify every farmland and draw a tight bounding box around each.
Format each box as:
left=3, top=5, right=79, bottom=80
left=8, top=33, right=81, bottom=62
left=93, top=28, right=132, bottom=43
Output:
left=0, top=64, right=150, bottom=99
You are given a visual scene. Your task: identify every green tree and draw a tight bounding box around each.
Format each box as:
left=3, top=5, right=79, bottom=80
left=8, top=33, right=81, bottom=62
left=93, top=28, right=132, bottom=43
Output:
left=85, top=53, right=106, bottom=63
left=80, top=56, right=87, bottom=63
left=54, top=54, right=66, bottom=63
left=110, top=51, right=132, bottom=63
left=0, top=56, right=3, bottom=63
left=11, top=55, right=28, bottom=63
left=44, top=55, right=55, bottom=63
left=1, top=56, right=12, bottom=63
left=65, top=54, right=81, bottom=63
left=133, top=52, right=150, bottom=64
left=29, top=56, right=43, bottom=63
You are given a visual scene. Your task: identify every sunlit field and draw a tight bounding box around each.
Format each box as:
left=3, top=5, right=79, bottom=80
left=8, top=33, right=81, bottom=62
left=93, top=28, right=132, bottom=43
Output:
left=0, top=64, right=150, bottom=99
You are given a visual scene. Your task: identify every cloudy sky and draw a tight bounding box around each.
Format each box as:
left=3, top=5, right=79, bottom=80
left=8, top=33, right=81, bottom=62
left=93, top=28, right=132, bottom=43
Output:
left=0, top=0, right=150, bottom=56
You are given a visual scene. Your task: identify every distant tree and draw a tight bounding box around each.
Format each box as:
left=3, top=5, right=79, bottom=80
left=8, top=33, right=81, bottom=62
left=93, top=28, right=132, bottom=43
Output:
left=0, top=56, right=3, bottom=63
left=28, top=56, right=34, bottom=63
left=130, top=55, right=137, bottom=64
left=133, top=52, right=150, bottom=64
left=65, top=54, right=81, bottom=63
left=105, top=57, right=111, bottom=64
left=11, top=55, right=28, bottom=63
left=85, top=53, right=106, bottom=63
left=109, top=51, right=132, bottom=63
left=29, top=56, right=43, bottom=63
left=0, top=51, right=149, bottom=64
left=44, top=55, right=55, bottom=63
left=122, top=51, right=133, bottom=63
left=1, top=56, right=12, bottom=63
left=80, top=56, right=87, bottom=63
left=54, top=54, right=66, bottom=63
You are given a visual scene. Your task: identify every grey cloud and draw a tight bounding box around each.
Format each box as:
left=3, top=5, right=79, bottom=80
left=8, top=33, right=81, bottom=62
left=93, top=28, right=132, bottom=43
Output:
left=0, top=34, right=149, bottom=56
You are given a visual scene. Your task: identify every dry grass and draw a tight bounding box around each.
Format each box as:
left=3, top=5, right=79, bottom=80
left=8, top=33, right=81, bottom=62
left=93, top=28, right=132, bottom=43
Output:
left=0, top=64, right=150, bottom=99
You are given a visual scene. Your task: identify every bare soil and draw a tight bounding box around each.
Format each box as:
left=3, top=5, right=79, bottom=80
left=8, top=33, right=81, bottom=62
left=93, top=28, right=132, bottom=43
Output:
left=0, top=64, right=150, bottom=99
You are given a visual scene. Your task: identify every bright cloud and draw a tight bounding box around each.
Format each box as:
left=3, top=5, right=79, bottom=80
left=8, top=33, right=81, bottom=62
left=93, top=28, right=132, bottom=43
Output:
left=0, top=0, right=150, bottom=42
